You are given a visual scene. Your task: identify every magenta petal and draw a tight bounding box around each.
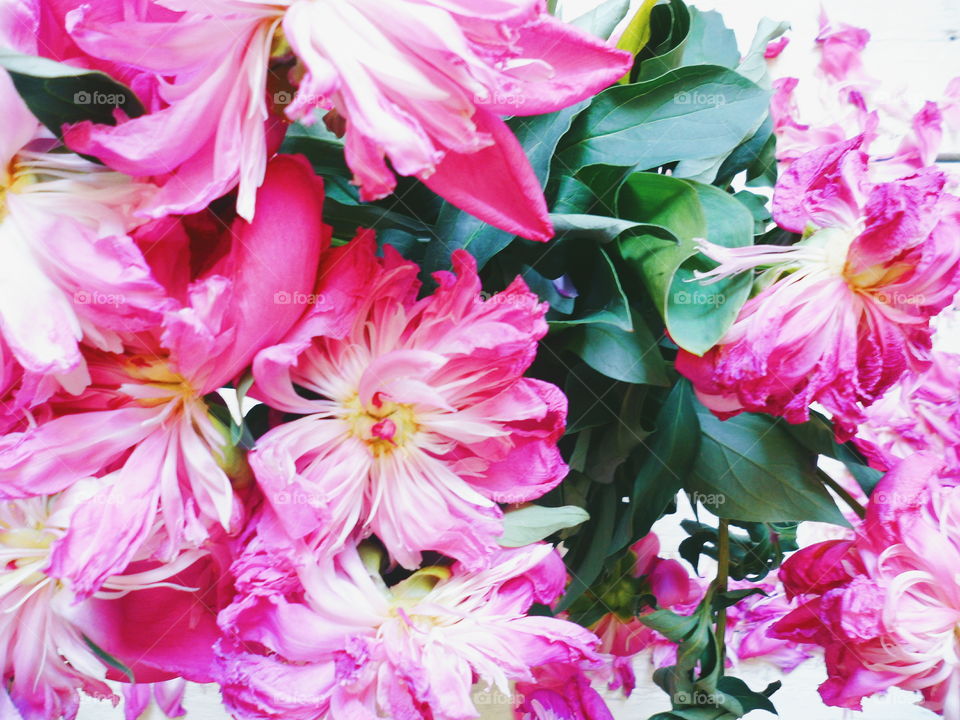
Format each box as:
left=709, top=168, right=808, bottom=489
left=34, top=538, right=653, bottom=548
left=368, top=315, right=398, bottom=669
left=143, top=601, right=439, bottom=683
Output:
left=490, top=15, right=632, bottom=116
left=421, top=110, right=553, bottom=241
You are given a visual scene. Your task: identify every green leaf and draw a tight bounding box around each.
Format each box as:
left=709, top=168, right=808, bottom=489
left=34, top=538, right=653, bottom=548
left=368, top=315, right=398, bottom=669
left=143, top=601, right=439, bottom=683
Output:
left=680, top=8, right=740, bottom=68
left=498, top=504, right=590, bottom=547
left=546, top=245, right=633, bottom=331
left=82, top=635, right=135, bottom=683
left=556, top=482, right=619, bottom=611
left=666, top=182, right=754, bottom=355
left=633, top=0, right=691, bottom=82
left=570, top=0, right=631, bottom=39
left=567, top=310, right=668, bottom=385
left=558, top=65, right=770, bottom=174
left=686, top=405, right=848, bottom=524
left=737, top=18, right=791, bottom=89
left=615, top=0, right=660, bottom=60
left=0, top=48, right=144, bottom=138
left=626, top=379, right=702, bottom=541
left=715, top=114, right=774, bottom=189
left=617, top=173, right=704, bottom=327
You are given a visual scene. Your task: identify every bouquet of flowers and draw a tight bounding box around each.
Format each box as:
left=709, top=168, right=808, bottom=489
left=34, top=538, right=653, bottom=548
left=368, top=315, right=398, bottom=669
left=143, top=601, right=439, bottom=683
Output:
left=1, top=0, right=958, bottom=718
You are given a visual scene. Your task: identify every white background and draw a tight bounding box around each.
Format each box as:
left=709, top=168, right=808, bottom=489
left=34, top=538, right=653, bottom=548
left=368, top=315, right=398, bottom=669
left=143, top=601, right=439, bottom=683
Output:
left=80, top=1, right=960, bottom=718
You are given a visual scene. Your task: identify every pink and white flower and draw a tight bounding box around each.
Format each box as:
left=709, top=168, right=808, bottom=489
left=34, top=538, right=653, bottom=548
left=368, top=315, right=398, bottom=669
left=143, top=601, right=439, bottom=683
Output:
left=773, top=453, right=960, bottom=719
left=250, top=233, right=567, bottom=569
left=676, top=136, right=960, bottom=438
left=218, top=537, right=603, bottom=720
left=855, top=350, right=960, bottom=473
left=0, top=68, right=168, bottom=393
left=62, top=0, right=631, bottom=238
left=0, top=491, right=218, bottom=720
left=0, top=155, right=327, bottom=597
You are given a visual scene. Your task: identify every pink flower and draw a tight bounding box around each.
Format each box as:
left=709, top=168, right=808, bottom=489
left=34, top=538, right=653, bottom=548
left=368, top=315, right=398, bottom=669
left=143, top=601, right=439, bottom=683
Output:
left=855, top=350, right=960, bottom=473
left=773, top=453, right=960, bottom=718
left=249, top=233, right=567, bottom=569
left=676, top=136, right=960, bottom=438
left=121, top=680, right=186, bottom=720
left=62, top=0, right=631, bottom=239
left=0, top=155, right=327, bottom=597
left=0, top=67, right=169, bottom=392
left=61, top=0, right=285, bottom=221
left=218, top=537, right=603, bottom=720
left=0, top=491, right=219, bottom=720
left=515, top=663, right=613, bottom=720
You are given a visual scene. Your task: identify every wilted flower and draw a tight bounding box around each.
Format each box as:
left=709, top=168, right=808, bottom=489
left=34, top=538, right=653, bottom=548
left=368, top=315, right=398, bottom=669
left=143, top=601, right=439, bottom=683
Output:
left=219, top=538, right=602, bottom=720
left=773, top=453, right=960, bottom=719
left=250, top=233, right=567, bottom=569
left=677, top=136, right=960, bottom=438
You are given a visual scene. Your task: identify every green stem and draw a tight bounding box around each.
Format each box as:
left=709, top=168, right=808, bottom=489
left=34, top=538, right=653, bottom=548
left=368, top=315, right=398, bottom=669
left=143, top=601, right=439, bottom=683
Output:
left=715, top=519, right=730, bottom=661
left=817, top=468, right=867, bottom=519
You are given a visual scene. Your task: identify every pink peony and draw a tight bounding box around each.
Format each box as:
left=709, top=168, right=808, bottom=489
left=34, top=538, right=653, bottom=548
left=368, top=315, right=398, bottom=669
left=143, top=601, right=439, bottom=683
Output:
left=0, top=155, right=327, bottom=597
left=773, top=453, right=960, bottom=718
left=250, top=233, right=567, bottom=569
left=855, top=350, right=960, bottom=473
left=218, top=537, right=603, bottom=720
left=0, top=67, right=169, bottom=392
left=61, top=0, right=631, bottom=238
left=0, top=491, right=219, bottom=720
left=676, top=136, right=960, bottom=438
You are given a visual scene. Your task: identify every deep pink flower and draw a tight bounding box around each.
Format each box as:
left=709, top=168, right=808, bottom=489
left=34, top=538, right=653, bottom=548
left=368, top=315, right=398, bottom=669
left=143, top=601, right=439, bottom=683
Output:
left=61, top=0, right=631, bottom=239
left=676, top=136, right=960, bottom=438
left=0, top=491, right=220, bottom=720
left=773, top=453, right=960, bottom=718
left=855, top=350, right=960, bottom=473
left=515, top=662, right=613, bottom=720
left=0, top=155, right=327, bottom=597
left=0, top=68, right=169, bottom=391
left=250, top=233, right=567, bottom=569
left=218, top=537, right=602, bottom=720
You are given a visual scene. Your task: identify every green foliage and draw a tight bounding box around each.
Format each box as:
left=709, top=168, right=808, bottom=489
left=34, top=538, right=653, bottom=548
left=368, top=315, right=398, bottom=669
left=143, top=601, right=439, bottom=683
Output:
left=0, top=49, right=144, bottom=138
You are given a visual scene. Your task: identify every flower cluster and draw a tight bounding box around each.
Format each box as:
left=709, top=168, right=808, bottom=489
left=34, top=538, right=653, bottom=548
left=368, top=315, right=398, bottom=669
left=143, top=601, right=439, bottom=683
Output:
left=0, top=1, right=632, bottom=718
left=773, top=454, right=960, bottom=718
left=677, top=11, right=960, bottom=440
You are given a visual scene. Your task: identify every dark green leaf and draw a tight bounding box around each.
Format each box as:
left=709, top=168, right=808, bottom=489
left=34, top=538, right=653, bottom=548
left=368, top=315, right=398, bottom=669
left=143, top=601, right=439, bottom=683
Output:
left=558, top=66, right=770, bottom=174
left=687, top=405, right=848, bottom=524
left=567, top=310, right=668, bottom=385
left=0, top=48, right=144, bottom=138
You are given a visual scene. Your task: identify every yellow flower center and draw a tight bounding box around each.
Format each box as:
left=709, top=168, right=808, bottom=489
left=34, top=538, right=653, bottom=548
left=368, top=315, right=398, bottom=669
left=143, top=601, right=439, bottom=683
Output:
left=345, top=395, right=419, bottom=456
left=123, top=356, right=196, bottom=407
